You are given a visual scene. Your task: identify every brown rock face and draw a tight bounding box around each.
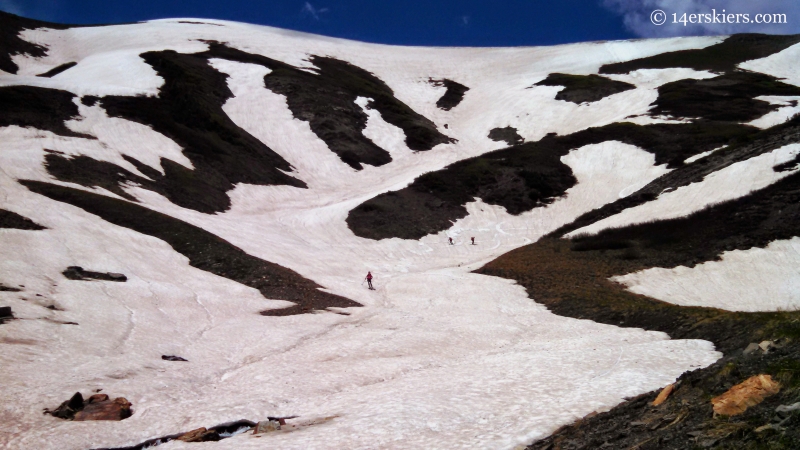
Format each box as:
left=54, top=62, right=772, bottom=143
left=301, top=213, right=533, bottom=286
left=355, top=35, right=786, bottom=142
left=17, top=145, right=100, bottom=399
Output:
left=711, top=374, right=781, bottom=416
left=73, top=397, right=132, bottom=421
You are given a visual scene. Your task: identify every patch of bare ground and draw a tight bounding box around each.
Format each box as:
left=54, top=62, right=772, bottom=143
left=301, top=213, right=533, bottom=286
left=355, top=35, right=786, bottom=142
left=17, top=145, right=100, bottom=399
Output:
left=0, top=11, right=68, bottom=74
left=0, top=209, right=45, bottom=230
left=429, top=78, right=469, bottom=110
left=535, top=73, right=635, bottom=104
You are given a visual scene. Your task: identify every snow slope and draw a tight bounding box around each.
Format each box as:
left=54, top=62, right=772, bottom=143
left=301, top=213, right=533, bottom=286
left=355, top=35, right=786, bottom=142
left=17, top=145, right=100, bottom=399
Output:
left=2, top=17, right=796, bottom=450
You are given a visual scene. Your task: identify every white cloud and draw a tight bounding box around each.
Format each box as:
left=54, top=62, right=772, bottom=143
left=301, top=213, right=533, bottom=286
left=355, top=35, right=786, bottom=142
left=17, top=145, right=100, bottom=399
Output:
left=603, top=0, right=800, bottom=37
left=301, top=2, right=329, bottom=21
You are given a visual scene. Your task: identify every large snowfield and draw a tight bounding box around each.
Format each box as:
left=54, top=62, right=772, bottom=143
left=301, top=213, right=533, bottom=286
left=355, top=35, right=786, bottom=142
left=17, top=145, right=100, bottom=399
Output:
left=1, top=18, right=799, bottom=449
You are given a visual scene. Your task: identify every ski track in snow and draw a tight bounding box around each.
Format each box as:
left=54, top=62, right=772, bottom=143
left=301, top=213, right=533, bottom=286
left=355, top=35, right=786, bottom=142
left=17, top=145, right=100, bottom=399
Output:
left=8, top=19, right=799, bottom=449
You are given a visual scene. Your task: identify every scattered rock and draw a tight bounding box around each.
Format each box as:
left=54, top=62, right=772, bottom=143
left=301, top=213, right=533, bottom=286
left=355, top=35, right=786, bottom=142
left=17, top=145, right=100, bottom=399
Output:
left=0, top=306, right=13, bottom=324
left=43, top=392, right=85, bottom=420
left=711, top=374, right=781, bottom=416
left=176, top=427, right=220, bottom=442
left=652, top=383, right=675, bottom=406
left=162, top=355, right=188, bottom=362
left=743, top=342, right=761, bottom=355
left=92, top=419, right=256, bottom=449
left=0, top=284, right=22, bottom=292
left=253, top=420, right=281, bottom=434
left=74, top=397, right=132, bottom=421
left=63, top=266, right=127, bottom=282
left=45, top=391, right=132, bottom=421
left=759, top=340, right=774, bottom=353
left=775, top=402, right=800, bottom=417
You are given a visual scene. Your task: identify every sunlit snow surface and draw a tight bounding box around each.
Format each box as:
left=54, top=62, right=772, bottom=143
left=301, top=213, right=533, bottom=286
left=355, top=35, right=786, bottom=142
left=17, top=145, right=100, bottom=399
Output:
left=4, top=18, right=791, bottom=449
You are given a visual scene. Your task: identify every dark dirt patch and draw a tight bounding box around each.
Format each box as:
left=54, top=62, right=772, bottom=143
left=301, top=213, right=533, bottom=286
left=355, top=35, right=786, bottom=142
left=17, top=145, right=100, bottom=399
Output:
left=161, top=355, right=187, bottom=362
left=0, top=284, right=22, bottom=292
left=651, top=71, right=800, bottom=122
left=429, top=78, right=469, bottom=111
left=348, top=121, right=755, bottom=240
left=97, top=47, right=306, bottom=214
left=0, top=11, right=68, bottom=75
left=488, top=126, right=524, bottom=146
left=553, top=116, right=800, bottom=238
left=36, top=61, right=77, bottom=77
left=0, top=85, right=92, bottom=138
left=600, top=33, right=800, bottom=75
left=22, top=180, right=361, bottom=315
left=62, top=266, right=127, bottom=282
left=0, top=208, right=45, bottom=230
left=535, top=73, right=635, bottom=104
left=44, top=152, right=235, bottom=214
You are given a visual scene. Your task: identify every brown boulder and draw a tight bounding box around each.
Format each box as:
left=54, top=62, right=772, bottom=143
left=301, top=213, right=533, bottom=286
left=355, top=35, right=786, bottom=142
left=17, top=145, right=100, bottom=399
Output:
left=711, top=374, right=781, bottom=416
left=73, top=397, right=132, bottom=421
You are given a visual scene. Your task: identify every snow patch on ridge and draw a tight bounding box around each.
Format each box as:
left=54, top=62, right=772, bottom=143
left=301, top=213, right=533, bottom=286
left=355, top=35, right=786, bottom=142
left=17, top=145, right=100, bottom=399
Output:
left=613, top=237, right=800, bottom=312
left=739, top=42, right=800, bottom=87
left=569, top=144, right=800, bottom=237
left=747, top=96, right=800, bottom=129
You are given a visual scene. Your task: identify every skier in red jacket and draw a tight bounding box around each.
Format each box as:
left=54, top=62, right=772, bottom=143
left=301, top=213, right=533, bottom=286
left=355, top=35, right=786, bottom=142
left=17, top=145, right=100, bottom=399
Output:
left=365, top=271, right=374, bottom=290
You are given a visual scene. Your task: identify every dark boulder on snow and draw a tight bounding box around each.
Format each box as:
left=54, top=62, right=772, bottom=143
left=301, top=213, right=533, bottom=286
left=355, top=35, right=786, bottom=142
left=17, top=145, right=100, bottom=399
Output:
left=0, top=306, right=13, bottom=324
left=62, top=266, right=127, bottom=282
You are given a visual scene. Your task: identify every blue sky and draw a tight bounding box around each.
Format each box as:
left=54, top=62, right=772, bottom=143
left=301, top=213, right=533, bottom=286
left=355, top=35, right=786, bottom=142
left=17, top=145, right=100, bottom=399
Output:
left=2, top=0, right=798, bottom=46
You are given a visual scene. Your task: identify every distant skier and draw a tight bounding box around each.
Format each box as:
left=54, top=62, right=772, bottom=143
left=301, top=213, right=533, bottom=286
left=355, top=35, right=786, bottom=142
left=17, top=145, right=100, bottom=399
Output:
left=365, top=271, right=374, bottom=290
left=448, top=237, right=454, bottom=245
left=471, top=237, right=475, bottom=245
